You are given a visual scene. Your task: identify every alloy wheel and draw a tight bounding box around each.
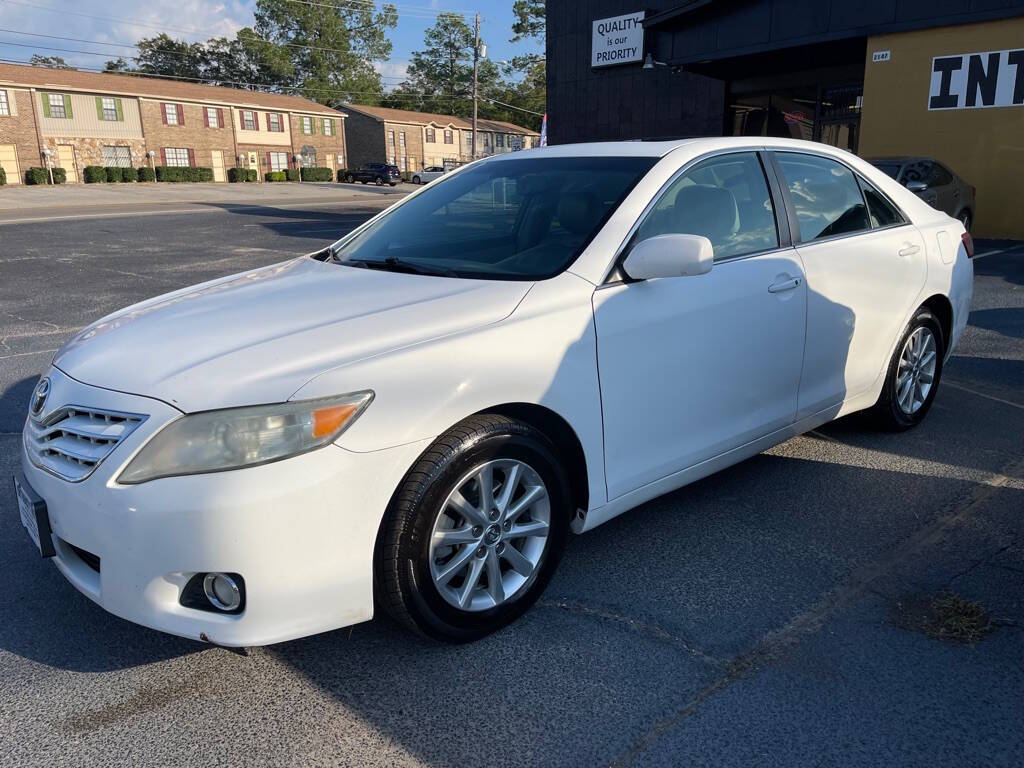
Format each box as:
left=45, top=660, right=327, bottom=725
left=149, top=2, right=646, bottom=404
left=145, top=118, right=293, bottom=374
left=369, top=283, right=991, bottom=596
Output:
left=429, top=459, right=550, bottom=612
left=896, top=326, right=937, bottom=414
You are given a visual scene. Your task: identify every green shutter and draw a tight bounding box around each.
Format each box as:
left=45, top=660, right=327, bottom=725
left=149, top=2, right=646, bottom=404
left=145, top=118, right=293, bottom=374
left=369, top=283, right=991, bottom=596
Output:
left=115, top=98, right=123, bottom=121
left=96, top=97, right=104, bottom=120
left=41, top=94, right=50, bottom=118
left=63, top=94, right=73, bottom=119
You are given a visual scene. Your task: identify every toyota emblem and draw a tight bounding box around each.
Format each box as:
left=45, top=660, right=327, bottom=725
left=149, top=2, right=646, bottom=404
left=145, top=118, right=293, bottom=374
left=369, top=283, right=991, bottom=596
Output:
left=30, top=377, right=50, bottom=418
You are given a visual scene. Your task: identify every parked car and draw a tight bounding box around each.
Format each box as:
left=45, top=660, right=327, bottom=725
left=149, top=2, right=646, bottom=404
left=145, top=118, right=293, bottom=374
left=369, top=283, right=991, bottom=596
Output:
left=412, top=166, right=447, bottom=185
left=17, top=138, right=973, bottom=647
left=868, top=156, right=975, bottom=231
left=342, top=163, right=401, bottom=186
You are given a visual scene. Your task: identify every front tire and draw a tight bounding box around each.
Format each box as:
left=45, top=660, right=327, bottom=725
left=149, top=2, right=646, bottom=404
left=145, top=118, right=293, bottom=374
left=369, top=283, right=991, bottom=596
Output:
left=412, top=175, right=421, bottom=185
left=870, top=307, right=945, bottom=430
left=375, top=176, right=384, bottom=186
left=376, top=414, right=571, bottom=642
left=345, top=173, right=354, bottom=183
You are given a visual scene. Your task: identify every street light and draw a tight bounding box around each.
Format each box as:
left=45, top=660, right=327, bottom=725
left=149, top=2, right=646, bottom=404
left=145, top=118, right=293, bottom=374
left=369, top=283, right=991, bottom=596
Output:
left=41, top=147, right=53, bottom=185
left=642, top=53, right=668, bottom=70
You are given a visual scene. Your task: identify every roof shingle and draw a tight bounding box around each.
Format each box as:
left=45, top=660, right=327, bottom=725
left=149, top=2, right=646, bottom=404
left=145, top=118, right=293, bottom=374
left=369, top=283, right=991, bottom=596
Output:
left=0, top=62, right=345, bottom=116
left=343, top=102, right=538, bottom=135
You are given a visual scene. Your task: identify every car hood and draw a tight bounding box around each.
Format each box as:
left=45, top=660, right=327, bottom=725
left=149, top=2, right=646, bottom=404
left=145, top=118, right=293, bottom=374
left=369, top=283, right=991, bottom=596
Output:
left=54, top=257, right=532, bottom=412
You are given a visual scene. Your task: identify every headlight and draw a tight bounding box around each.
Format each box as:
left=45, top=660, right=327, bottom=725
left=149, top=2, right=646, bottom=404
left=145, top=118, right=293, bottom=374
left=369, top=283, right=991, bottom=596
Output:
left=117, top=391, right=373, bottom=484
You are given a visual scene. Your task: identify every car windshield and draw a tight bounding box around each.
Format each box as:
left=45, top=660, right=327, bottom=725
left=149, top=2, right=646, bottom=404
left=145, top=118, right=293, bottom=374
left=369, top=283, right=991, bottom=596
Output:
left=331, top=155, right=657, bottom=280
left=873, top=162, right=903, bottom=180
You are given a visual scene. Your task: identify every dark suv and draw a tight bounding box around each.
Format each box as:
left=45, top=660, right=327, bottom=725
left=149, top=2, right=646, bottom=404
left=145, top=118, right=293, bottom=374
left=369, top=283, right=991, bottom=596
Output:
left=343, top=163, right=402, bottom=186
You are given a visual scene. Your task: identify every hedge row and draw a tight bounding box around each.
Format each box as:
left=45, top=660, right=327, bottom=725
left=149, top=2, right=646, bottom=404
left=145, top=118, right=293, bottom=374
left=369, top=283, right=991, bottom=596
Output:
left=25, top=167, right=66, bottom=184
left=265, top=171, right=287, bottom=182
left=228, top=167, right=259, bottom=183
left=155, top=166, right=214, bottom=183
left=300, top=166, right=333, bottom=182
left=84, top=166, right=140, bottom=183
left=0, top=166, right=5, bottom=185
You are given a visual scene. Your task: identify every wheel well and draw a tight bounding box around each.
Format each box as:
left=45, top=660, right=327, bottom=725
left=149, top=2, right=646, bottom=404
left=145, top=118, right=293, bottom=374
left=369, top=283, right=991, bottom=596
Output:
left=922, top=294, right=953, bottom=350
left=479, top=403, right=589, bottom=514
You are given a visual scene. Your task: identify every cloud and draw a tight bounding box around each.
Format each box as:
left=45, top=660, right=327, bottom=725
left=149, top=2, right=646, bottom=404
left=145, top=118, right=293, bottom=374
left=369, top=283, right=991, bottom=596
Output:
left=374, top=58, right=409, bottom=91
left=0, top=0, right=257, bottom=68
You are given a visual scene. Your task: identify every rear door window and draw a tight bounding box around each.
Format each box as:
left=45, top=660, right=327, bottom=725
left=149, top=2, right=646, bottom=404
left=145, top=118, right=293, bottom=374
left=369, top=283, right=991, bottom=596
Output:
left=775, top=153, right=870, bottom=242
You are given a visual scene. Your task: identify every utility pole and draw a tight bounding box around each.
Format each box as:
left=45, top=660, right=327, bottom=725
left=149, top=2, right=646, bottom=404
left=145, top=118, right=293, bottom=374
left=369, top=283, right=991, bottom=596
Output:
left=472, top=12, right=479, bottom=160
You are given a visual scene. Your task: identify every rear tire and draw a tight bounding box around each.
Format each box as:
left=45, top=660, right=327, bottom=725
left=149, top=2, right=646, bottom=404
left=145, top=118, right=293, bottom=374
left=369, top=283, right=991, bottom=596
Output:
left=870, top=307, right=945, bottom=430
left=376, top=414, right=570, bottom=643
left=375, top=176, right=384, bottom=186
left=345, top=173, right=354, bottom=183
left=412, top=175, right=421, bottom=185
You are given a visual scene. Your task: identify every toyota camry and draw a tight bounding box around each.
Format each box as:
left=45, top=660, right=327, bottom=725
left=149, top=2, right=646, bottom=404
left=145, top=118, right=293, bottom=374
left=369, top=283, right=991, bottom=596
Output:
left=15, top=137, right=974, bottom=645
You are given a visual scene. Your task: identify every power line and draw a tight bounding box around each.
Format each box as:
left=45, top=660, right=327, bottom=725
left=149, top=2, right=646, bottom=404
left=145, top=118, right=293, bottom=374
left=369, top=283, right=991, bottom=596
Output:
left=0, top=27, right=409, bottom=80
left=285, top=0, right=472, bottom=20
left=482, top=96, right=542, bottom=117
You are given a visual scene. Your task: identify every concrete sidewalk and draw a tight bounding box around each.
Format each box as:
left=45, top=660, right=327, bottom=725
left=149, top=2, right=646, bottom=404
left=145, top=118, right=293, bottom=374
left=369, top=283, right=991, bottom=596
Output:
left=0, top=180, right=407, bottom=211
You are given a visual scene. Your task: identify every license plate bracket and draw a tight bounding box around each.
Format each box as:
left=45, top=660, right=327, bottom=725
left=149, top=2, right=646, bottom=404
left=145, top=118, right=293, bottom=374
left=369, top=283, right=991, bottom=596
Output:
left=13, top=471, right=55, bottom=558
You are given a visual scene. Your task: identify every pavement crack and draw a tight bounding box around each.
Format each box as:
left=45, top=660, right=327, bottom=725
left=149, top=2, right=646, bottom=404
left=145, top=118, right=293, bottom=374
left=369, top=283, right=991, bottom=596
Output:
left=537, top=597, right=724, bottom=668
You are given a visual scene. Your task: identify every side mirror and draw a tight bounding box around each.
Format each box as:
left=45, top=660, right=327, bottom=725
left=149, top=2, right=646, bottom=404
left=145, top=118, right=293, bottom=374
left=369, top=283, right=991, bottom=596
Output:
left=622, top=234, right=714, bottom=280
left=905, top=180, right=928, bottom=193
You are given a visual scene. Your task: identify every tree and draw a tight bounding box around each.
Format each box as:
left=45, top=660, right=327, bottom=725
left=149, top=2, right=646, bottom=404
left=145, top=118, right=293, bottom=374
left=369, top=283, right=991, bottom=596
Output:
left=29, top=55, right=74, bottom=69
left=511, top=0, right=545, bottom=42
left=252, top=0, right=397, bottom=106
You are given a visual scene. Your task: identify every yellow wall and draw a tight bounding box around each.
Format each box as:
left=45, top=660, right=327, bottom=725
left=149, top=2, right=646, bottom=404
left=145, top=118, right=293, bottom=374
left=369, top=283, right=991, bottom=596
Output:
left=38, top=92, right=144, bottom=139
left=860, top=18, right=1024, bottom=238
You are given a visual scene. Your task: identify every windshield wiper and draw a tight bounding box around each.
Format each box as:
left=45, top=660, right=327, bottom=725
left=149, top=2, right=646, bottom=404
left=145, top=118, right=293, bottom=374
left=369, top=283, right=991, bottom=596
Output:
left=335, top=255, right=457, bottom=278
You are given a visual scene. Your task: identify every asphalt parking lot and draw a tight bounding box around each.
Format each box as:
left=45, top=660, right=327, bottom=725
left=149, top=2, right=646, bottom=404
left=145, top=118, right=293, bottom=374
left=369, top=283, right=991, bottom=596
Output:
left=1, top=203, right=1022, bottom=767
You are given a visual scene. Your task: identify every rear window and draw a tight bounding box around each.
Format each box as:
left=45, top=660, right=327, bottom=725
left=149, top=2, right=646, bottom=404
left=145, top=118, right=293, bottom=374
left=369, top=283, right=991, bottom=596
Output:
left=873, top=163, right=902, bottom=180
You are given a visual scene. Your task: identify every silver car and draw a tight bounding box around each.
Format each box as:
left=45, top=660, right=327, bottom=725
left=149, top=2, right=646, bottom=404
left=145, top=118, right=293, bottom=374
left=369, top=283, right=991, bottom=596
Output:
left=868, top=156, right=975, bottom=231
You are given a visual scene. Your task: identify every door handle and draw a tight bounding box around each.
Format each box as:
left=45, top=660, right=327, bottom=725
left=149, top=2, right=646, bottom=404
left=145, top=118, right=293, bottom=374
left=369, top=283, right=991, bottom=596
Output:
left=768, top=276, right=802, bottom=293
left=898, top=243, right=921, bottom=257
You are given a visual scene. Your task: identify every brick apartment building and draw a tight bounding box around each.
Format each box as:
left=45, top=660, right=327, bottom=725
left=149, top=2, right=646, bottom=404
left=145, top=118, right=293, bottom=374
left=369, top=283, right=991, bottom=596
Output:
left=342, top=103, right=540, bottom=172
left=0, top=62, right=347, bottom=184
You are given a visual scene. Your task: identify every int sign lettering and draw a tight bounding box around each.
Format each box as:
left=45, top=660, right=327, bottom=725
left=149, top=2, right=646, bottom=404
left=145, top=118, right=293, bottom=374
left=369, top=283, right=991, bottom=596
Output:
left=591, top=12, right=645, bottom=68
left=929, top=48, right=1024, bottom=110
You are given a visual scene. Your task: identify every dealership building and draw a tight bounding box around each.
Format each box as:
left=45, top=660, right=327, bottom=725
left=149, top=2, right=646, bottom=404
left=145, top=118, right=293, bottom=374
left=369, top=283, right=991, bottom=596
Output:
left=547, top=1, right=1024, bottom=237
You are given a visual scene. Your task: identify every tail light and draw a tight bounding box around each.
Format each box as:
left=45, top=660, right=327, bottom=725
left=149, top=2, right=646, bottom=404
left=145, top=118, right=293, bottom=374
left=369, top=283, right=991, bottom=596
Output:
left=961, top=231, right=975, bottom=259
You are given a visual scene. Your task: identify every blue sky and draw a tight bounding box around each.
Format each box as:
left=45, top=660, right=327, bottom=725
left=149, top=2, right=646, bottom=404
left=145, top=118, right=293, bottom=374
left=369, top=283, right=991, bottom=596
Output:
left=0, top=0, right=542, bottom=88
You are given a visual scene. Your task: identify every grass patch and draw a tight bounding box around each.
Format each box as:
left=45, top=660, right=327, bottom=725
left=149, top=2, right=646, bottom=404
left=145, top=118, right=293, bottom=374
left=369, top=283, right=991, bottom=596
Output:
left=892, top=592, right=993, bottom=644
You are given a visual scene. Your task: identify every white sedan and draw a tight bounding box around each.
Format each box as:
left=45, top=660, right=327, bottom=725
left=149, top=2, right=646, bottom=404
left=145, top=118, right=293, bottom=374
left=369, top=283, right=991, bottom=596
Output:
left=411, top=165, right=446, bottom=184
left=16, top=137, right=974, bottom=645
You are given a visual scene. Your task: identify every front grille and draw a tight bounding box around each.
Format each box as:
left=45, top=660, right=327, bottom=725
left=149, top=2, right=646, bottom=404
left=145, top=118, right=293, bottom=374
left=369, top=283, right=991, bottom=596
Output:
left=25, top=405, right=147, bottom=482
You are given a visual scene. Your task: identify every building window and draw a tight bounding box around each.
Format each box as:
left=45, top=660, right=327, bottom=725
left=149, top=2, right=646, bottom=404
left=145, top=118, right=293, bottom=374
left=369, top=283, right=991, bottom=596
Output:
left=164, top=147, right=190, bottom=167
left=48, top=93, right=67, bottom=119
left=241, top=110, right=256, bottom=131
left=323, top=118, right=333, bottom=136
left=496, top=133, right=504, bottom=148
left=163, top=102, right=179, bottom=125
left=102, top=146, right=132, bottom=167
left=269, top=152, right=288, bottom=172
left=206, top=107, right=219, bottom=128
left=301, top=116, right=313, bottom=134
left=0, top=90, right=8, bottom=116
left=425, top=127, right=435, bottom=143
left=444, top=129, right=453, bottom=144
left=100, top=97, right=118, bottom=121
left=268, top=112, right=283, bottom=132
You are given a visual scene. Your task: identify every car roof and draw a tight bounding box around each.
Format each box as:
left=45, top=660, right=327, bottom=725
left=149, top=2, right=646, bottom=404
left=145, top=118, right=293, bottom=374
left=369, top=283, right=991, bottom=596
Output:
left=488, top=136, right=867, bottom=160
left=865, top=156, right=928, bottom=165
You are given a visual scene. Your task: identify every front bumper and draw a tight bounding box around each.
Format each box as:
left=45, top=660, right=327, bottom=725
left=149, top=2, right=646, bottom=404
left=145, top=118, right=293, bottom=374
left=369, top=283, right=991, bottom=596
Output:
left=19, top=367, right=426, bottom=646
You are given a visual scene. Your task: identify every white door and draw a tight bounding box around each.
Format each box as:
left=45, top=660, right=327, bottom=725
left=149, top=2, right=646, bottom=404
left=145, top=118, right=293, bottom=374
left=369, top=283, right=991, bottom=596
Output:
left=211, top=150, right=225, bottom=182
left=0, top=144, right=20, bottom=185
left=595, top=151, right=807, bottom=499
left=772, top=152, right=927, bottom=418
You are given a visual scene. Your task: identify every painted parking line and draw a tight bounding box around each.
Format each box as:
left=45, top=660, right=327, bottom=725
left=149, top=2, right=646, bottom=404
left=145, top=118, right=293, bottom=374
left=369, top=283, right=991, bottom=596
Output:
left=944, top=380, right=1024, bottom=411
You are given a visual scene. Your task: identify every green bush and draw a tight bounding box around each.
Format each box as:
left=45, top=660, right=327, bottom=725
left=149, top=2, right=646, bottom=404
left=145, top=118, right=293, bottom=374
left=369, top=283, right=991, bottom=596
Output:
left=246, top=168, right=258, bottom=182
left=228, top=167, right=246, bottom=183
left=300, top=166, right=333, bottom=182
left=51, top=167, right=66, bottom=184
left=137, top=166, right=155, bottom=182
left=0, top=165, right=5, bottom=185
left=103, top=166, right=121, bottom=183
left=337, top=168, right=350, bottom=182
left=83, top=165, right=106, bottom=183
left=119, top=167, right=136, bottom=183
left=155, top=166, right=214, bottom=183
left=25, top=167, right=48, bottom=185
left=264, top=171, right=287, bottom=182
left=285, top=168, right=300, bottom=182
